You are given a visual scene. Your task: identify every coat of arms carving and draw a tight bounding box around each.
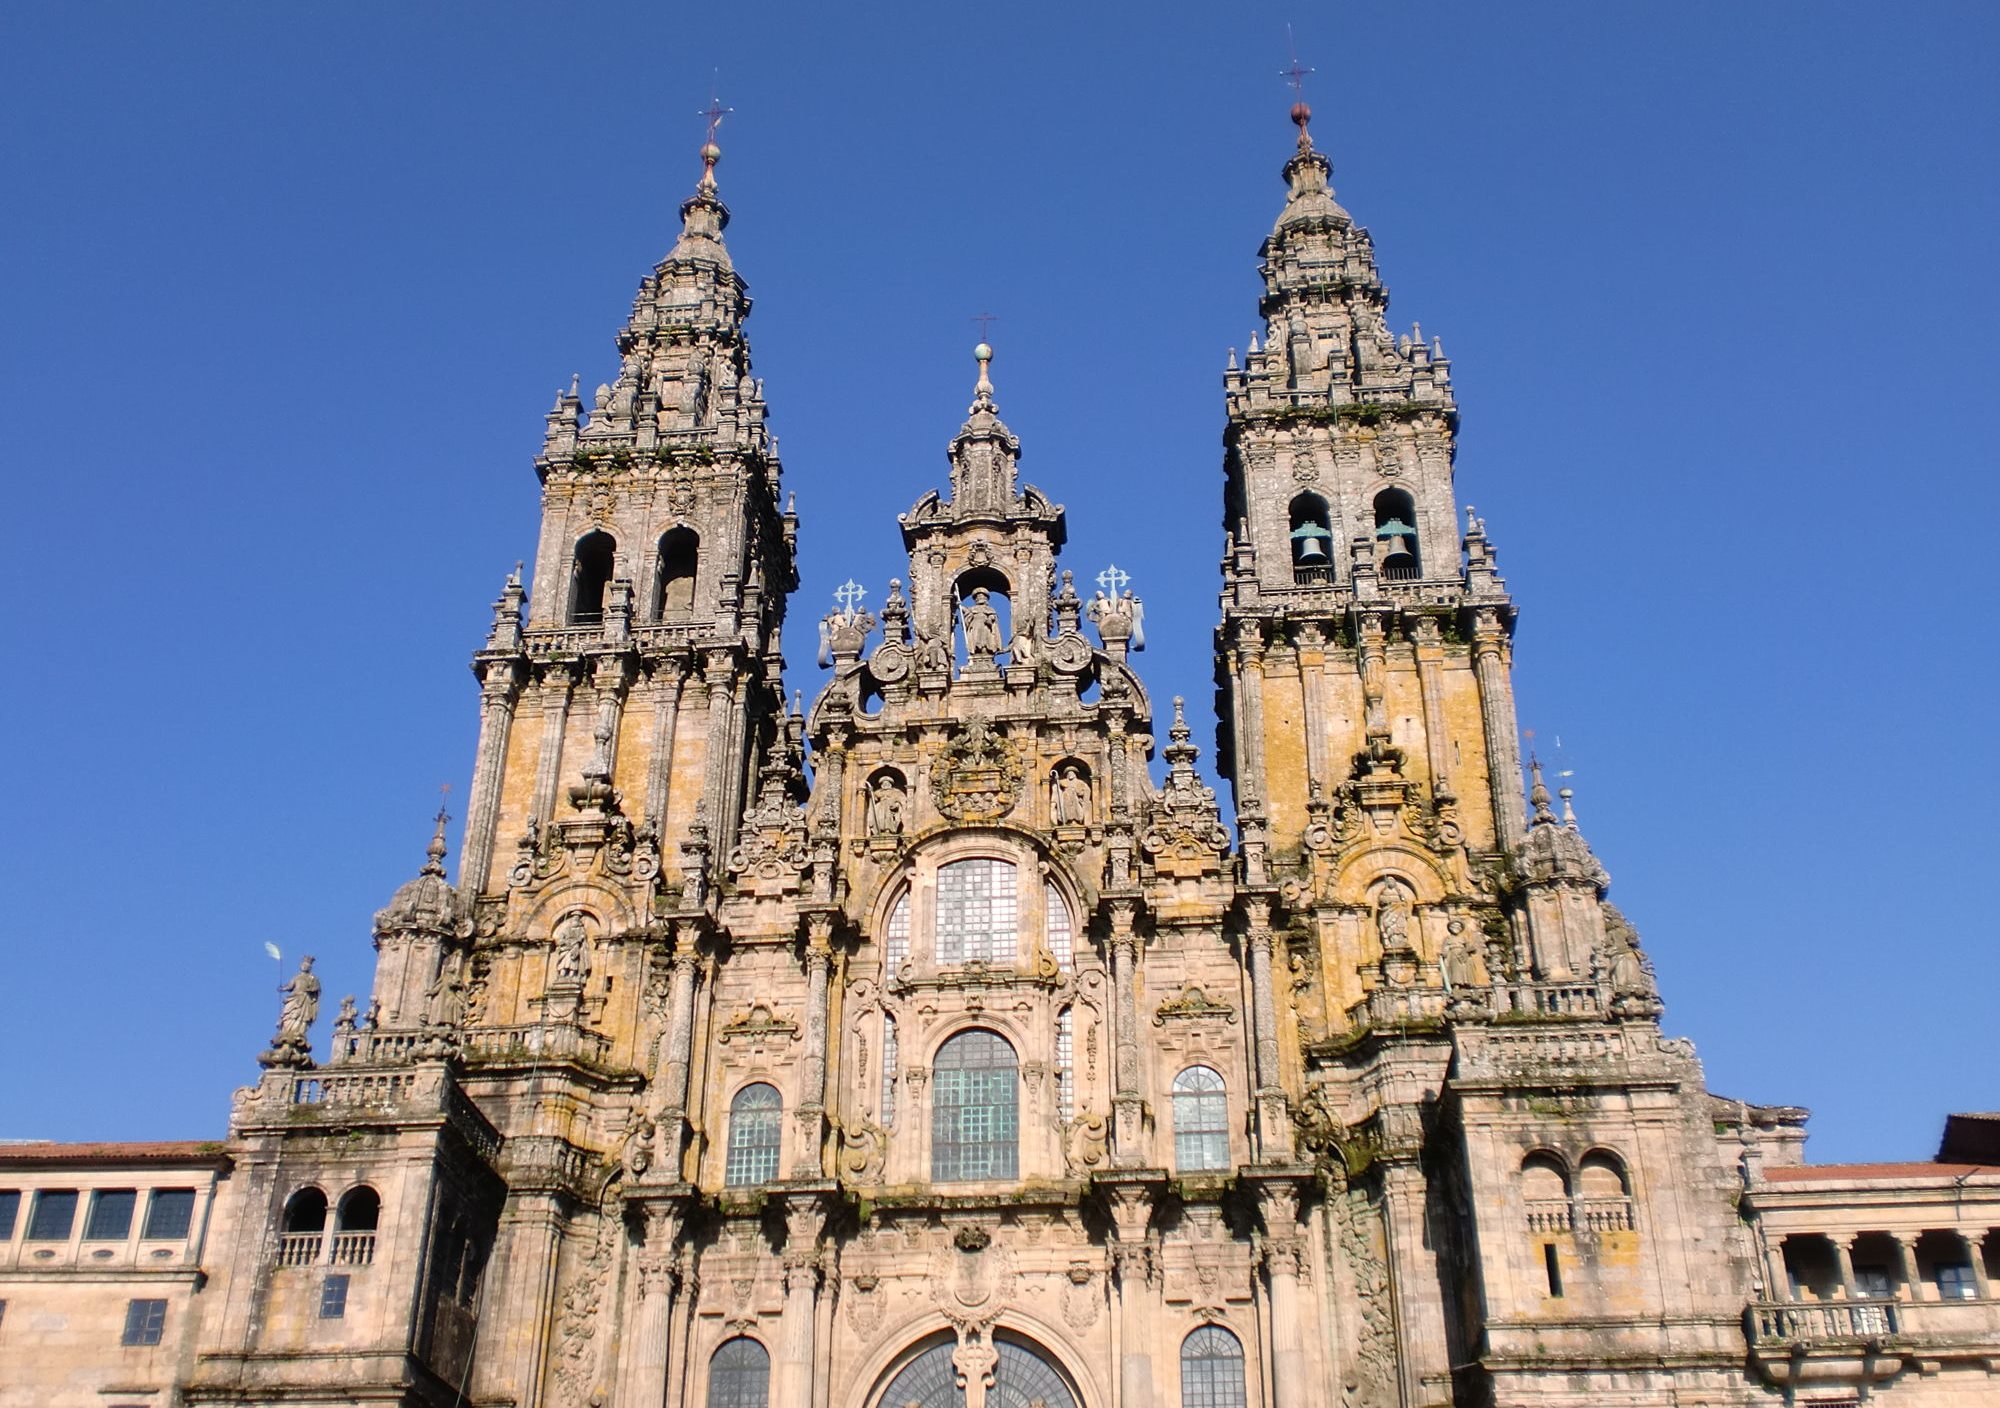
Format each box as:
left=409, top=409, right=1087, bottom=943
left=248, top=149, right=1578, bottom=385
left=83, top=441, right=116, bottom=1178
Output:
left=929, top=719, right=1024, bottom=822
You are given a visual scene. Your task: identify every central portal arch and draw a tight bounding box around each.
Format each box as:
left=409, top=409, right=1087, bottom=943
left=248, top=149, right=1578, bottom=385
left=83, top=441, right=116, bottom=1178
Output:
left=874, top=1335, right=1080, bottom=1408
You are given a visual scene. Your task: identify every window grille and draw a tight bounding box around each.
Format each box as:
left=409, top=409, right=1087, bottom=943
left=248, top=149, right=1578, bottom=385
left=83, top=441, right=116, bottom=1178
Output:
left=143, top=1189, right=197, bottom=1241
left=319, top=1273, right=349, bottom=1319
left=932, top=1030, right=1019, bottom=1182
left=706, top=1337, right=770, bottom=1408
left=725, top=1084, right=783, bottom=1186
left=85, top=1189, right=137, bottom=1241
left=881, top=1015, right=899, bottom=1128
left=885, top=891, right=910, bottom=970
left=27, top=1190, right=78, bottom=1241
left=1180, top=1326, right=1247, bottom=1408
left=935, top=859, right=1017, bottom=964
left=1055, top=1009, right=1074, bottom=1123
left=1044, top=881, right=1073, bottom=970
left=1172, top=1067, right=1230, bottom=1172
left=121, top=1298, right=167, bottom=1346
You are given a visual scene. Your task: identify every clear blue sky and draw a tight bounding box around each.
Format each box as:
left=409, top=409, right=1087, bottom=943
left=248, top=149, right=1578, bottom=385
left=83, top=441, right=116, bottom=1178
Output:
left=2, top=3, right=1993, bottom=1162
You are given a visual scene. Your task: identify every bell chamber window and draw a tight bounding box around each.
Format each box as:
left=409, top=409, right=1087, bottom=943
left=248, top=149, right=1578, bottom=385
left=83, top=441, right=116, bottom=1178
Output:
left=1172, top=1065, right=1230, bottom=1172
left=1180, top=1326, right=1248, bottom=1408
left=934, top=858, right=1017, bottom=964
left=569, top=531, right=616, bottom=625
left=931, top=1030, right=1019, bottom=1182
left=655, top=527, right=698, bottom=618
left=1373, top=488, right=1420, bottom=580
left=706, top=1337, right=770, bottom=1408
left=1288, top=493, right=1334, bottom=583
left=725, top=1083, right=782, bottom=1186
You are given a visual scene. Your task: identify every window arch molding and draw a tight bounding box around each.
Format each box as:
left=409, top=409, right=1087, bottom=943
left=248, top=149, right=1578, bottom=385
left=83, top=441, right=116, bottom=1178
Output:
left=866, top=830, right=1087, bottom=976
left=864, top=1328, right=1088, bottom=1408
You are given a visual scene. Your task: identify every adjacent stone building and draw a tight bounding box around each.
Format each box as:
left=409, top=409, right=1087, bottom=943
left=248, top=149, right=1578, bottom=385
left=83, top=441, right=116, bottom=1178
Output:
left=2, top=109, right=1994, bottom=1408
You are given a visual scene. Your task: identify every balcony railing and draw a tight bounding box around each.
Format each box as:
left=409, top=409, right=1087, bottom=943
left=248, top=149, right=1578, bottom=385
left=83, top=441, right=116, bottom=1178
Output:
left=329, top=1231, right=376, bottom=1267
left=1750, top=1300, right=1898, bottom=1345
left=278, top=1232, right=323, bottom=1267
left=1496, top=980, right=1607, bottom=1018
left=1347, top=986, right=1447, bottom=1030
left=1577, top=1196, right=1635, bottom=1232
left=1526, top=1199, right=1572, bottom=1234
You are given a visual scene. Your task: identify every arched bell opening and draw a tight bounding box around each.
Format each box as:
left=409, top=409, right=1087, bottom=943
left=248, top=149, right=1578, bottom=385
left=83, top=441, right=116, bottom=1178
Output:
left=568, top=531, right=616, bottom=626
left=1373, top=488, right=1420, bottom=580
left=1288, top=493, right=1334, bottom=584
left=951, top=566, right=1014, bottom=666
left=654, top=527, right=699, bottom=620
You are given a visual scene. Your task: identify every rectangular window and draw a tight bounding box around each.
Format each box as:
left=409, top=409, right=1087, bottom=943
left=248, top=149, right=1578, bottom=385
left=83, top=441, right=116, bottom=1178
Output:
left=85, top=1189, right=138, bottom=1240
left=1542, top=1243, right=1564, bottom=1298
left=143, top=1188, right=197, bottom=1241
left=121, top=1298, right=167, bottom=1346
left=1936, top=1263, right=1977, bottom=1300
left=0, top=1190, right=18, bottom=1240
left=27, top=1189, right=78, bottom=1241
left=320, top=1273, right=350, bottom=1319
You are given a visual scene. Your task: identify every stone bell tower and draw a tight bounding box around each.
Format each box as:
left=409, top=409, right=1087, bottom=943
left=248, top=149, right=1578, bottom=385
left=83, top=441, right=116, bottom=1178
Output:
left=1215, top=105, right=1756, bottom=1408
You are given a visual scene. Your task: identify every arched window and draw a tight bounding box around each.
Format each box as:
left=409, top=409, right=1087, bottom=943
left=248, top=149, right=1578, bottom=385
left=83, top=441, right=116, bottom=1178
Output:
left=706, top=1337, right=770, bottom=1408
left=1180, top=1326, right=1247, bottom=1408
left=1373, top=489, right=1419, bottom=580
left=881, top=1336, right=1076, bottom=1408
left=655, top=527, right=699, bottom=619
left=569, top=531, right=616, bottom=625
left=1577, top=1149, right=1634, bottom=1231
left=1521, top=1152, right=1571, bottom=1232
left=1288, top=494, right=1334, bottom=582
left=279, top=1187, right=327, bottom=1266
left=1044, top=880, right=1073, bottom=971
left=935, top=858, right=1017, bottom=965
left=932, top=1030, right=1018, bottom=1182
left=332, top=1185, right=379, bottom=1265
left=884, top=889, right=911, bottom=971
left=1172, top=1066, right=1230, bottom=1172
left=725, top=1083, right=782, bottom=1186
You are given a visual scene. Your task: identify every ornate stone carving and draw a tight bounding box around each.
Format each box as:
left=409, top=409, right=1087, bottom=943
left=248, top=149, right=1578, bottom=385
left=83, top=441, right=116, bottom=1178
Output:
left=1153, top=986, right=1239, bottom=1026
left=929, top=719, right=1025, bottom=822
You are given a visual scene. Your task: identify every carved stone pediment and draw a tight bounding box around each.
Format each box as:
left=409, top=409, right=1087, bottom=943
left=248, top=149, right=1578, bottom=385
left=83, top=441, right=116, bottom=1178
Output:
left=1153, top=985, right=1239, bottom=1026
left=930, top=719, right=1025, bottom=822
left=717, top=1003, right=800, bottom=1047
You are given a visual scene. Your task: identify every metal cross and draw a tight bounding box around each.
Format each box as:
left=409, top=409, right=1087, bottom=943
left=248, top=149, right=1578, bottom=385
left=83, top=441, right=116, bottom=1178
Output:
left=834, top=579, right=867, bottom=614
left=1096, top=564, right=1131, bottom=595
left=700, top=83, right=732, bottom=147
left=971, top=312, right=999, bottom=341
left=1282, top=26, right=1314, bottom=100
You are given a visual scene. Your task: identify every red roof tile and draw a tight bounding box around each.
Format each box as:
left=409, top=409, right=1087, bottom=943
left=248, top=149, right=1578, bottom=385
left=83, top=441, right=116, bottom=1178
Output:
left=0, top=1139, right=227, bottom=1169
left=1765, top=1161, right=1996, bottom=1182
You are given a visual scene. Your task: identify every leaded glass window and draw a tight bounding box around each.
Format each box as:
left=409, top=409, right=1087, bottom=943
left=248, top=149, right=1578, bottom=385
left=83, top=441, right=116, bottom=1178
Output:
left=885, top=890, right=910, bottom=971
left=1180, top=1325, right=1247, bottom=1408
left=85, top=1189, right=136, bottom=1240
left=725, top=1084, right=782, bottom=1186
left=1172, top=1066, right=1230, bottom=1172
left=931, top=1030, right=1018, bottom=1182
left=935, top=859, right=1017, bottom=964
left=1055, top=1008, right=1074, bottom=1123
left=878, top=1337, right=1076, bottom=1408
left=706, top=1337, right=770, bottom=1408
left=143, top=1189, right=196, bottom=1240
left=881, top=1015, right=899, bottom=1129
left=1044, top=880, right=1073, bottom=970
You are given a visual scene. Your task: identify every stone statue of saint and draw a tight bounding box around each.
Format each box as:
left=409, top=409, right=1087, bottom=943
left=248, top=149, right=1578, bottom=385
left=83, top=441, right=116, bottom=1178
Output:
left=1609, top=941, right=1654, bottom=997
left=1443, top=941, right=1477, bottom=992
left=961, top=588, right=1003, bottom=657
left=1375, top=882, right=1412, bottom=953
left=1007, top=616, right=1037, bottom=667
left=427, top=972, right=465, bottom=1028
left=276, top=956, right=320, bottom=1041
left=1051, top=765, right=1091, bottom=826
left=868, top=775, right=907, bottom=836
left=553, top=913, right=591, bottom=983
left=916, top=630, right=951, bottom=675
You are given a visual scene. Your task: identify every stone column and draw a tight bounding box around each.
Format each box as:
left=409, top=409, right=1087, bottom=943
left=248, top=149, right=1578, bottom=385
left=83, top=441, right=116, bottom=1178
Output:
left=697, top=650, right=737, bottom=876
left=461, top=660, right=522, bottom=892
left=621, top=1203, right=683, bottom=1408
left=1257, top=1182, right=1309, bottom=1408
left=643, top=660, right=688, bottom=833
left=1470, top=608, right=1526, bottom=851
left=590, top=655, right=633, bottom=780
left=1106, top=901, right=1143, bottom=1162
left=1107, top=1184, right=1156, bottom=1408
left=1408, top=616, right=1454, bottom=793
left=794, top=918, right=834, bottom=1176
left=480, top=1197, right=564, bottom=1408
left=1961, top=1232, right=1992, bottom=1298
left=530, top=665, right=577, bottom=825
left=1834, top=1237, right=1857, bottom=1298
left=1895, top=1236, right=1924, bottom=1299
left=1244, top=902, right=1280, bottom=1092
left=776, top=1198, right=826, bottom=1408
left=655, top=928, right=702, bottom=1162
left=1232, top=625, right=1269, bottom=809
left=1295, top=622, right=1329, bottom=787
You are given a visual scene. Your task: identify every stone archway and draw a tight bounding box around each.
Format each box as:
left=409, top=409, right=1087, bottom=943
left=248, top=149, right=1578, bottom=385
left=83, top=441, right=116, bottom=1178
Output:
left=874, top=1336, right=1079, bottom=1408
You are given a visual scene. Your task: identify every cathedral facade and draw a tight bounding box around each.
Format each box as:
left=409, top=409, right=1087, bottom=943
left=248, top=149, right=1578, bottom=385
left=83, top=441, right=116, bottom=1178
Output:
left=1, top=110, right=1995, bottom=1408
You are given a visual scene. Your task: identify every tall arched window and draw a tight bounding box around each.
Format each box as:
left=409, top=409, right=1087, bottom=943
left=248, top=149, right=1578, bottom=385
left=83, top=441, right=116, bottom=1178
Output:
left=884, top=889, right=911, bottom=971
left=1044, top=880, right=1073, bottom=971
left=1055, top=1008, right=1075, bottom=1123
left=706, top=1337, right=770, bottom=1408
left=332, top=1185, right=379, bottom=1266
left=1288, top=493, right=1334, bottom=582
left=935, top=858, right=1017, bottom=965
left=279, top=1187, right=327, bottom=1266
left=1373, top=488, right=1420, bottom=580
left=1180, top=1326, right=1247, bottom=1408
left=1577, top=1149, right=1634, bottom=1231
left=656, top=527, right=699, bottom=619
left=725, top=1084, right=782, bottom=1186
left=932, top=1030, right=1018, bottom=1182
left=1172, top=1066, right=1230, bottom=1172
left=569, top=531, right=616, bottom=625
left=881, top=1336, right=1076, bottom=1408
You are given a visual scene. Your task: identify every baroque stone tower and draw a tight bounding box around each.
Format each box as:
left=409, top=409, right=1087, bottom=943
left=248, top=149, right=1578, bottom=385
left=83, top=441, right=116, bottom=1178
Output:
left=34, top=102, right=1971, bottom=1408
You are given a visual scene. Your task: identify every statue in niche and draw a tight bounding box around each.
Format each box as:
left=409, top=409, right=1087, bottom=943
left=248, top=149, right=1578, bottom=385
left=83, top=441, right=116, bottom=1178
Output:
left=552, top=912, right=591, bottom=984
left=1007, top=615, right=1038, bottom=667
left=867, top=774, right=907, bottom=837
left=1051, top=765, right=1091, bottom=826
left=426, top=971, right=466, bottom=1028
left=1443, top=939, right=1477, bottom=992
left=1374, top=881, right=1413, bottom=954
left=961, top=588, right=1003, bottom=658
left=275, top=956, right=320, bottom=1041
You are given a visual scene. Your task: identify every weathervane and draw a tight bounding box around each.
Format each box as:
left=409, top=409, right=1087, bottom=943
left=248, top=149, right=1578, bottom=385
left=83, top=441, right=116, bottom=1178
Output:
left=698, top=76, right=731, bottom=184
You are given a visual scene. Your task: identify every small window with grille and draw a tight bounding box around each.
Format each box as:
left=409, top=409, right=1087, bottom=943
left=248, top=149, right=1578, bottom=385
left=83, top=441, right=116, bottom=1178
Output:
left=121, top=1298, right=167, bottom=1346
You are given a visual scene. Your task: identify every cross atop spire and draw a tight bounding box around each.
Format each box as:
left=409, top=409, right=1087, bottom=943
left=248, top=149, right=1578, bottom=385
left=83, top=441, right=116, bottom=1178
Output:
left=696, top=85, right=732, bottom=195
left=1282, top=25, right=1315, bottom=149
